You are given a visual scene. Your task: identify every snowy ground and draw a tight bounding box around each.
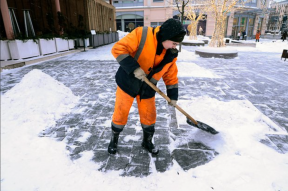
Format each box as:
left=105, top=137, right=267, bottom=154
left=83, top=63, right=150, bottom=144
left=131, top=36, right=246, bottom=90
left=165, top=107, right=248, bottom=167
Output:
left=1, top=33, right=288, bottom=191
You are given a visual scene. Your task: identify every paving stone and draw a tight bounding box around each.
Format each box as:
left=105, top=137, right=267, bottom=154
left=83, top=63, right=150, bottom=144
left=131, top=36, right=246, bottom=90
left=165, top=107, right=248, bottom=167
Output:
left=171, top=149, right=217, bottom=171
left=121, top=164, right=151, bottom=177
left=260, top=138, right=283, bottom=153
left=105, top=156, right=130, bottom=171
left=154, top=130, right=170, bottom=145
left=116, top=146, right=133, bottom=157
left=154, top=147, right=173, bottom=172
left=130, top=151, right=150, bottom=166
left=188, top=142, right=215, bottom=151
left=266, top=134, right=288, bottom=154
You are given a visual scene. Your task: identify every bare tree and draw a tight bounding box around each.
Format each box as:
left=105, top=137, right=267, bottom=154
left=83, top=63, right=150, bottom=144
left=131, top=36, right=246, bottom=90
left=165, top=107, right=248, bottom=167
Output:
left=185, top=1, right=210, bottom=40
left=174, top=0, right=191, bottom=51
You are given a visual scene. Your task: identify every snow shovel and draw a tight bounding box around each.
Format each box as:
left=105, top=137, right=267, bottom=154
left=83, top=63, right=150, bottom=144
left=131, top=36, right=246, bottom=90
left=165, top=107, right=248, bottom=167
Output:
left=143, top=77, right=219, bottom=135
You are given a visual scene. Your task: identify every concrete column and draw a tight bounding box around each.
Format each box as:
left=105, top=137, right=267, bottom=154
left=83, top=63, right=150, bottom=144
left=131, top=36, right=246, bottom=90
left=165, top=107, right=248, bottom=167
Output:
left=226, top=13, right=234, bottom=37
left=0, top=0, right=14, bottom=39
left=253, top=15, right=259, bottom=35
left=121, top=19, right=125, bottom=31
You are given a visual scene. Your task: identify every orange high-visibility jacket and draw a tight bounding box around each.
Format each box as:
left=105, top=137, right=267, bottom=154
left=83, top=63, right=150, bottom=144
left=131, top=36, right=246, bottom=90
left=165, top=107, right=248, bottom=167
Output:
left=256, top=32, right=261, bottom=40
left=111, top=26, right=178, bottom=100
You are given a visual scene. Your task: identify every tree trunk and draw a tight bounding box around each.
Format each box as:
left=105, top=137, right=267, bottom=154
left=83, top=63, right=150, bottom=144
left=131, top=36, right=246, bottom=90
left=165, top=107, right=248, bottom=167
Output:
left=209, top=15, right=226, bottom=47
left=189, top=21, right=198, bottom=40
left=179, top=2, right=186, bottom=52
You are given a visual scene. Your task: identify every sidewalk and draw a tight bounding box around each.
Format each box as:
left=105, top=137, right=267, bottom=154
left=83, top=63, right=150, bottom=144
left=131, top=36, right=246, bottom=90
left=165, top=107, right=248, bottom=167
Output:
left=0, top=48, right=85, bottom=71
left=1, top=47, right=287, bottom=177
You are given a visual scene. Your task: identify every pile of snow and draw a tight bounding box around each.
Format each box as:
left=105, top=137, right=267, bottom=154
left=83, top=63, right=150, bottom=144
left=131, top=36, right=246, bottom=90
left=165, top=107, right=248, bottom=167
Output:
left=1, top=69, right=79, bottom=133
left=1, top=69, right=80, bottom=190
left=117, top=30, right=129, bottom=40
left=175, top=97, right=288, bottom=190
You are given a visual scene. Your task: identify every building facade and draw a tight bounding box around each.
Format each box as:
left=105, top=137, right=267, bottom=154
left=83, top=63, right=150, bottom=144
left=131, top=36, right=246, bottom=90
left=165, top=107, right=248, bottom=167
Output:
left=268, top=0, right=288, bottom=32
left=109, top=0, right=270, bottom=39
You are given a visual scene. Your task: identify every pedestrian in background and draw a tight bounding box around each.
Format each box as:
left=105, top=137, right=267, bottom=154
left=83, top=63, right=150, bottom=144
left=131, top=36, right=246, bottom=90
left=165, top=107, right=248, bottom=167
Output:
left=237, top=31, right=241, bottom=40
left=242, top=30, right=246, bottom=40
left=255, top=30, right=261, bottom=42
left=108, top=19, right=186, bottom=155
left=282, top=31, right=287, bottom=42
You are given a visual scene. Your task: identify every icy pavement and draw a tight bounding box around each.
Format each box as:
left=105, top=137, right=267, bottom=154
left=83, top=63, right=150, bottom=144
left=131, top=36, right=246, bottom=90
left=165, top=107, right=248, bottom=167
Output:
left=1, top=44, right=288, bottom=178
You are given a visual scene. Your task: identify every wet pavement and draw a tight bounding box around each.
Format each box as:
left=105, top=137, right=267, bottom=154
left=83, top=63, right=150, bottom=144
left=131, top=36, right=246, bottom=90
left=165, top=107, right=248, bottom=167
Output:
left=1, top=48, right=288, bottom=177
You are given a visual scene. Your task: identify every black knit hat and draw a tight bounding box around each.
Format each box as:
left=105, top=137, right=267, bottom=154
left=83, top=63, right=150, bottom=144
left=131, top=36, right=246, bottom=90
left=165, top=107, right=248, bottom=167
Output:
left=158, top=18, right=186, bottom=42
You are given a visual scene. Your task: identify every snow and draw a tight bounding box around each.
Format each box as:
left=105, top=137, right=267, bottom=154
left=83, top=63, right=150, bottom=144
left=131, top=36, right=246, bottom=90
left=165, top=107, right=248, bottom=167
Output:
left=177, top=62, right=220, bottom=78
left=182, top=36, right=208, bottom=43
left=196, top=46, right=238, bottom=53
left=1, top=32, right=288, bottom=191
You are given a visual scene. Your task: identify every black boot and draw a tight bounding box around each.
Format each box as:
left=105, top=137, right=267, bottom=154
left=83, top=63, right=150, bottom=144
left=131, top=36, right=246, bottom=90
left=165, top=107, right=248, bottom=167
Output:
left=141, top=126, right=159, bottom=155
left=108, top=130, right=120, bottom=154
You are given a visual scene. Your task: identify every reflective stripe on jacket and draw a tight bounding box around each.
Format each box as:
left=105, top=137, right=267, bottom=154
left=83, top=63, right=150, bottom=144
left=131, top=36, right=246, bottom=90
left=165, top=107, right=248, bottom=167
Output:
left=111, top=26, right=178, bottom=100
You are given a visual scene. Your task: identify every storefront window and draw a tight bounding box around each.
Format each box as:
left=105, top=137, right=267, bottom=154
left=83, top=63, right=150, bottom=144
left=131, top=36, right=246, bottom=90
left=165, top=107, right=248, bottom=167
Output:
left=232, top=18, right=239, bottom=39
left=233, top=18, right=238, bottom=26
left=240, top=17, right=247, bottom=31
left=249, top=18, right=254, bottom=26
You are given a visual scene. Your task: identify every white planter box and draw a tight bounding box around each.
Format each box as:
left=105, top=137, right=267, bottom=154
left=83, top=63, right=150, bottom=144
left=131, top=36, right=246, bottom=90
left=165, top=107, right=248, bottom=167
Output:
left=8, top=39, right=40, bottom=60
left=68, top=39, right=75, bottom=49
left=55, top=38, right=69, bottom=52
left=39, top=38, right=57, bottom=55
left=0, top=40, right=11, bottom=60
left=78, top=38, right=89, bottom=47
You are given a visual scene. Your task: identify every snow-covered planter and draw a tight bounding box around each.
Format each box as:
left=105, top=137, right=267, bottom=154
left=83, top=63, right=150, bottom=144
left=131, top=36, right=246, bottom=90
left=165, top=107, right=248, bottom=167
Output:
left=111, top=32, right=116, bottom=42
left=55, top=38, right=69, bottom=52
left=8, top=39, right=40, bottom=60
left=108, top=33, right=113, bottom=44
left=68, top=39, right=75, bottom=50
left=0, top=40, right=11, bottom=60
left=112, top=32, right=119, bottom=42
left=91, top=35, right=99, bottom=47
left=195, top=47, right=238, bottom=59
left=104, top=33, right=109, bottom=45
left=39, top=38, right=57, bottom=55
left=97, top=34, right=104, bottom=46
left=78, top=38, right=89, bottom=47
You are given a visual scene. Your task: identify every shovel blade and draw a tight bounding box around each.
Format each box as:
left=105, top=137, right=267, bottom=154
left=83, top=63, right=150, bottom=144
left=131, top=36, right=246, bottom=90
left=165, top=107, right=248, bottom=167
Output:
left=186, top=118, right=219, bottom=135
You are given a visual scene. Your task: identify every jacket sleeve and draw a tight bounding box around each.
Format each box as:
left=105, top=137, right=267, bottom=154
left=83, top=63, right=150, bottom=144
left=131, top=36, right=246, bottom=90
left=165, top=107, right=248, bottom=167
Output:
left=162, top=59, right=179, bottom=101
left=111, top=28, right=142, bottom=75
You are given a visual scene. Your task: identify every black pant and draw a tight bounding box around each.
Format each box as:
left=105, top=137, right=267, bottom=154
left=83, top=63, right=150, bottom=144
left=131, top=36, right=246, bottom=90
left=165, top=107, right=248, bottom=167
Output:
left=256, top=39, right=259, bottom=42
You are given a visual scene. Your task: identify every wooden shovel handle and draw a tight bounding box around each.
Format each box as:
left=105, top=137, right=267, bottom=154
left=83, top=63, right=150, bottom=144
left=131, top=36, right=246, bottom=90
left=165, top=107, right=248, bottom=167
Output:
left=143, top=77, right=198, bottom=125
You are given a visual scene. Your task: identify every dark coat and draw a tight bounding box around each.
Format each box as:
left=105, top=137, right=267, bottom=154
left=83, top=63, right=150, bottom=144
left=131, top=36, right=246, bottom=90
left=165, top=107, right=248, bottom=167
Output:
left=282, top=31, right=287, bottom=40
